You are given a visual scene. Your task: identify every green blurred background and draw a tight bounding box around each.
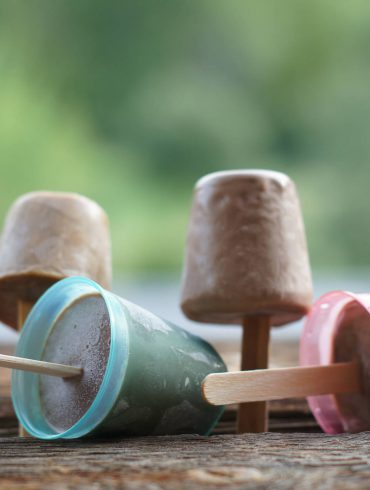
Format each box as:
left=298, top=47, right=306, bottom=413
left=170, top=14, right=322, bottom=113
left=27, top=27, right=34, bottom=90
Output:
left=1, top=0, right=369, bottom=275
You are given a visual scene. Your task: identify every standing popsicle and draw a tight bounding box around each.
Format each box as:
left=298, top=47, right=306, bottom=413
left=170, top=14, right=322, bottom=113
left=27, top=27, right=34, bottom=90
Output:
left=0, top=192, right=112, bottom=434
left=181, top=170, right=313, bottom=432
left=202, top=290, right=370, bottom=434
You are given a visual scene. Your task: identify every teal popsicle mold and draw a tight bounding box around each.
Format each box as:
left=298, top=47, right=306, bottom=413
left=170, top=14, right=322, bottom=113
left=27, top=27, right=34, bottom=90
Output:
left=12, top=277, right=226, bottom=439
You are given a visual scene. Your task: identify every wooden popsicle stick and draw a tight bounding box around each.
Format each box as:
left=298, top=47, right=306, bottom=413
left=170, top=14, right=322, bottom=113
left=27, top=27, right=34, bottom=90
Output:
left=17, top=300, right=34, bottom=437
left=237, top=316, right=270, bottom=433
left=17, top=300, right=34, bottom=332
left=202, top=361, right=361, bottom=406
left=0, top=353, right=82, bottom=378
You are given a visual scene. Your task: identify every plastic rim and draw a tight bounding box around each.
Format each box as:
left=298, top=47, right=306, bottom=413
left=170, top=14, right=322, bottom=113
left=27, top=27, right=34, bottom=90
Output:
left=12, top=276, right=129, bottom=439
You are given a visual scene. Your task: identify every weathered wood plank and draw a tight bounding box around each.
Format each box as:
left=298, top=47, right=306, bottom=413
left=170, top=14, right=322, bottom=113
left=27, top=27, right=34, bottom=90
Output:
left=0, top=432, right=369, bottom=489
left=1, top=340, right=368, bottom=489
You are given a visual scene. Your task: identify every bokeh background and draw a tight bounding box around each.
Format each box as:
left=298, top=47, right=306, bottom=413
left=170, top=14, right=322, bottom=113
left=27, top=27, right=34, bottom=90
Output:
left=1, top=0, right=370, bottom=343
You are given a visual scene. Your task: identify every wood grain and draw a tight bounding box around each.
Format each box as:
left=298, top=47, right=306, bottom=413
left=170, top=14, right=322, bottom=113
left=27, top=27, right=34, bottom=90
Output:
left=203, top=361, right=361, bottom=405
left=2, top=341, right=369, bottom=489
left=0, top=432, right=369, bottom=489
left=0, top=353, right=82, bottom=378
left=17, top=301, right=34, bottom=331
left=237, top=316, right=270, bottom=433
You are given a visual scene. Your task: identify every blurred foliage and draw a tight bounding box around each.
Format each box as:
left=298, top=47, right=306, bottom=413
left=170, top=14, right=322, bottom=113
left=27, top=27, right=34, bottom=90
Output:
left=0, top=0, right=370, bottom=273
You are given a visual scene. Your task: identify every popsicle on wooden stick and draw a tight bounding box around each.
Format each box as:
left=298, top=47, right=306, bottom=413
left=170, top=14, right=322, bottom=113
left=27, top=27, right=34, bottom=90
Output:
left=181, top=170, right=312, bottom=433
left=0, top=191, right=112, bottom=435
left=11, top=277, right=226, bottom=439
left=203, top=290, right=370, bottom=434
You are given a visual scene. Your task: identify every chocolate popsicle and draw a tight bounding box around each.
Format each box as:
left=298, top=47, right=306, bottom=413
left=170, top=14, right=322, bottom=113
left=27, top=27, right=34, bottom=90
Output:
left=0, top=191, right=112, bottom=436
left=181, top=170, right=312, bottom=432
left=12, top=277, right=226, bottom=438
left=0, top=191, right=112, bottom=328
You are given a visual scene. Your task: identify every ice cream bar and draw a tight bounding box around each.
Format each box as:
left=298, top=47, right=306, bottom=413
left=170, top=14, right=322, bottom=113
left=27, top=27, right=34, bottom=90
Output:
left=180, top=170, right=313, bottom=432
left=203, top=290, right=369, bottom=434
left=181, top=170, right=312, bottom=324
left=0, top=192, right=112, bottom=328
left=12, top=277, right=226, bottom=439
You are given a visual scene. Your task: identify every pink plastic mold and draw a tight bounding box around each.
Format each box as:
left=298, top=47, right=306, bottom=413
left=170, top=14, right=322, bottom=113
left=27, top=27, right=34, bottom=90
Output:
left=300, top=291, right=370, bottom=434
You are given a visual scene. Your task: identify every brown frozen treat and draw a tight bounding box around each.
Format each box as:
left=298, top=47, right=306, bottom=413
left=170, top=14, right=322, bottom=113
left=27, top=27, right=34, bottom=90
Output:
left=0, top=192, right=112, bottom=328
left=334, top=301, right=370, bottom=432
left=181, top=170, right=312, bottom=327
left=181, top=170, right=313, bottom=432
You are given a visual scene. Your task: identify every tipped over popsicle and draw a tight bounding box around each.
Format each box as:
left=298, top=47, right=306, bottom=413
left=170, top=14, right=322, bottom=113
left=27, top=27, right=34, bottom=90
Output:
left=11, top=277, right=226, bottom=439
left=0, top=192, right=112, bottom=435
left=181, top=170, right=313, bottom=432
left=202, top=290, right=370, bottom=434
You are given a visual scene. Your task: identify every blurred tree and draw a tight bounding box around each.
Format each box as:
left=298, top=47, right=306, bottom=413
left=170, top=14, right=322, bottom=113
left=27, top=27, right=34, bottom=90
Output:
left=0, top=0, right=370, bottom=272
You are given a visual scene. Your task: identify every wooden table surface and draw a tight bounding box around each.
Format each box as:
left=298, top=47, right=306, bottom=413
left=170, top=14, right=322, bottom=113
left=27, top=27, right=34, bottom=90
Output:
left=0, top=340, right=368, bottom=489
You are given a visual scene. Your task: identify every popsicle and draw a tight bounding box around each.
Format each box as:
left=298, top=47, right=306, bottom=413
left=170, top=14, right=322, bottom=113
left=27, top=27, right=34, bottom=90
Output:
left=180, top=170, right=313, bottom=432
left=0, top=191, right=112, bottom=329
left=0, top=192, right=112, bottom=436
left=203, top=290, right=370, bottom=434
left=11, top=277, right=226, bottom=439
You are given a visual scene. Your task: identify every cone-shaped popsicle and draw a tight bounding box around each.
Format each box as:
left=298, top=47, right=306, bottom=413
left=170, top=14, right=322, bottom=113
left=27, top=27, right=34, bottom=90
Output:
left=181, top=170, right=313, bottom=432
left=0, top=191, right=112, bottom=328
